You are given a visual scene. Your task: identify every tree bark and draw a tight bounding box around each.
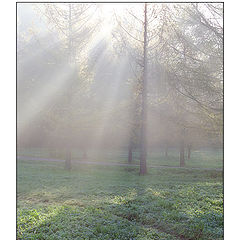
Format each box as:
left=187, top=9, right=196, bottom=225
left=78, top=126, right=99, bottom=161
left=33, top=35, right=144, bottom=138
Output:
left=139, top=3, right=148, bottom=175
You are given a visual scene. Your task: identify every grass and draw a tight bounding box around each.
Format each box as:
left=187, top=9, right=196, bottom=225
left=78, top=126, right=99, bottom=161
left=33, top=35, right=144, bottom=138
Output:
left=17, top=147, right=223, bottom=169
left=17, top=159, right=223, bottom=240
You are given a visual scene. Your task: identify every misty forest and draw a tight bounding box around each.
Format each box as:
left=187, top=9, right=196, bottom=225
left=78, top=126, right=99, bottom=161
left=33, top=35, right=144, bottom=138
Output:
left=17, top=3, right=223, bottom=240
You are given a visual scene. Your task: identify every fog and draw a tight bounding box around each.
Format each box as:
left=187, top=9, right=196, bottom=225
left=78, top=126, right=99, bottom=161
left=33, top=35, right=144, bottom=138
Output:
left=17, top=3, right=223, bottom=173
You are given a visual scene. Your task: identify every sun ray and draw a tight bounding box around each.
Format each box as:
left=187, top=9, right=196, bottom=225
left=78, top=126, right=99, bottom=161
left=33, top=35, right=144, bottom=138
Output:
left=17, top=63, right=74, bottom=134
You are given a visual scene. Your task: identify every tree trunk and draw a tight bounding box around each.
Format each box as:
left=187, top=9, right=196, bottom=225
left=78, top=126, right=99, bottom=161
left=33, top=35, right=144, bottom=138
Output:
left=180, top=143, right=185, bottom=167
left=139, top=3, right=148, bottom=176
left=180, top=142, right=185, bottom=167
left=128, top=143, right=133, bottom=163
left=180, top=129, right=185, bottom=167
left=64, top=3, right=73, bottom=171
left=187, top=145, right=191, bottom=160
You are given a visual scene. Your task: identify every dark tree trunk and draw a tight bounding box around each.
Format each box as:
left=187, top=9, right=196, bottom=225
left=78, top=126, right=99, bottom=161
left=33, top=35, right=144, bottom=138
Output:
left=180, top=128, right=185, bottom=167
left=128, top=143, right=133, bottom=163
left=187, top=145, right=191, bottom=160
left=139, top=3, right=148, bottom=176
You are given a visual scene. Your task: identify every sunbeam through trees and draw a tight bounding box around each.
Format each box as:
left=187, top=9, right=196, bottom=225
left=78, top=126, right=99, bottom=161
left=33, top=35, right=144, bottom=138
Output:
left=17, top=3, right=223, bottom=239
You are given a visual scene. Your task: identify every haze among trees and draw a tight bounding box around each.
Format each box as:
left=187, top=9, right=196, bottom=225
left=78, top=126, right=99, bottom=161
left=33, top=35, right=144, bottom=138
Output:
left=17, top=4, right=223, bottom=238
left=17, top=3, right=223, bottom=173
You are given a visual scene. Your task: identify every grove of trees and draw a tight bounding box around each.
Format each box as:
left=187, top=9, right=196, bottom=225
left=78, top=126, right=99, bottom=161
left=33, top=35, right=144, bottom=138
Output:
left=17, top=3, right=223, bottom=174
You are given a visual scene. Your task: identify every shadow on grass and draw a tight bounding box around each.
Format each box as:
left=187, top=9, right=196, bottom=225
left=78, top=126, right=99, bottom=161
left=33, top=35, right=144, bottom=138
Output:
left=17, top=204, right=178, bottom=240
left=17, top=188, right=223, bottom=240
left=17, top=161, right=223, bottom=240
left=102, top=186, right=223, bottom=240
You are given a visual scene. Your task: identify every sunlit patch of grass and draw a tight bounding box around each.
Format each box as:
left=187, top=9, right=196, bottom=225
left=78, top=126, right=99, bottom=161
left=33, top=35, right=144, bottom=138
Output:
left=145, top=188, right=167, bottom=198
left=17, top=205, right=177, bottom=240
left=17, top=206, right=62, bottom=238
left=17, top=160, right=223, bottom=239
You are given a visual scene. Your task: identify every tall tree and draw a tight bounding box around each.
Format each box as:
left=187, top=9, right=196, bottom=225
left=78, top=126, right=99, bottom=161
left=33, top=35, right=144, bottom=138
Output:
left=36, top=3, right=99, bottom=169
left=151, top=3, right=223, bottom=166
left=113, top=3, right=168, bottom=175
left=162, top=3, right=223, bottom=134
left=139, top=3, right=148, bottom=174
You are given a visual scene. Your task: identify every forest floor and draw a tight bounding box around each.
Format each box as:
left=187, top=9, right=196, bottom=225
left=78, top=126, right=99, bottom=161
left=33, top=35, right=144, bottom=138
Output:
left=17, top=157, right=223, bottom=240
left=17, top=147, right=223, bottom=169
left=17, top=155, right=223, bottom=172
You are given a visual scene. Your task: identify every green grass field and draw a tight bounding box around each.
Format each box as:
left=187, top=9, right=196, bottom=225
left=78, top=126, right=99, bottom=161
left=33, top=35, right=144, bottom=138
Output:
left=18, top=148, right=223, bottom=169
left=17, top=157, right=223, bottom=240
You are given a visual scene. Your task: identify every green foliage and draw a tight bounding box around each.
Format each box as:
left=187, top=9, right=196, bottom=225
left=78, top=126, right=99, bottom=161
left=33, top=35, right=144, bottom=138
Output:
left=17, top=160, right=223, bottom=239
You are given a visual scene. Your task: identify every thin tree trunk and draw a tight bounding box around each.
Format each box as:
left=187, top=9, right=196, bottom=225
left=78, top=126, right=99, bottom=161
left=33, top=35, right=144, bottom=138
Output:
left=64, top=3, right=72, bottom=171
left=165, top=148, right=168, bottom=157
left=139, top=3, right=148, bottom=175
left=187, top=145, right=191, bottom=159
left=180, top=128, right=185, bottom=167
left=128, top=143, right=133, bottom=163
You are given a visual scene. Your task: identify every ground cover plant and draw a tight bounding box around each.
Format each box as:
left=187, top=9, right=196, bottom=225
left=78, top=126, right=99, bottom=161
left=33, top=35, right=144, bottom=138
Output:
left=17, top=159, right=223, bottom=240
